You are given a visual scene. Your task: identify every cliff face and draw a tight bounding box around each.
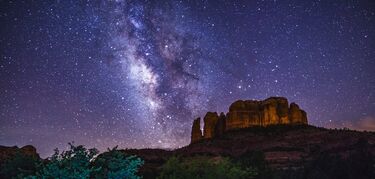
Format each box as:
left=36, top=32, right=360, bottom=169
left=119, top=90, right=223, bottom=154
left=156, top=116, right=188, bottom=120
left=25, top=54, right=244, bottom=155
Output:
left=191, top=97, right=308, bottom=143
left=215, top=112, right=226, bottom=136
left=203, top=112, right=219, bottom=139
left=191, top=118, right=203, bottom=143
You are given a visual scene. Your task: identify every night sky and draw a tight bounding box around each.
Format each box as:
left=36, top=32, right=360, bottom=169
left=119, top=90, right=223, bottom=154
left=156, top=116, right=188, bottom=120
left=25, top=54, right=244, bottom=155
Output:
left=1, top=0, right=375, bottom=157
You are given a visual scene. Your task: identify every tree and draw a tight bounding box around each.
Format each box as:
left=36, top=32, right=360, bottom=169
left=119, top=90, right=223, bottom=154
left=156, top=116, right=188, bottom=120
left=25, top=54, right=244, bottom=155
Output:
left=92, top=146, right=144, bottom=179
left=34, top=143, right=100, bottom=179
left=1, top=143, right=145, bottom=179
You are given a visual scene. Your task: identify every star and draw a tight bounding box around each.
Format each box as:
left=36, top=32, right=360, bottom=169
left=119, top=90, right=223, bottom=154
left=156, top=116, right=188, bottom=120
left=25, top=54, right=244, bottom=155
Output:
left=1, top=0, right=374, bottom=157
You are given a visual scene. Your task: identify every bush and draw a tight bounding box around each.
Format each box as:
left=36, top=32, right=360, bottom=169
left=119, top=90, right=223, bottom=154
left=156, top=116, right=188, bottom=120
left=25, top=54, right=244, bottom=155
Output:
left=157, top=156, right=257, bottom=179
left=34, top=143, right=100, bottom=178
left=234, top=151, right=273, bottom=179
left=29, top=143, right=144, bottom=179
left=92, top=146, right=144, bottom=179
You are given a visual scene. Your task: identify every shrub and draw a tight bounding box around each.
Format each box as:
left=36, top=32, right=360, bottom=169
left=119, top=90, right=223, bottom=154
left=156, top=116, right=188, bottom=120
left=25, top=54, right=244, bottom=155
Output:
left=234, top=151, right=273, bottom=179
left=157, top=156, right=257, bottom=179
left=1, top=143, right=145, bottom=179
left=92, top=146, right=144, bottom=179
left=34, top=143, right=100, bottom=178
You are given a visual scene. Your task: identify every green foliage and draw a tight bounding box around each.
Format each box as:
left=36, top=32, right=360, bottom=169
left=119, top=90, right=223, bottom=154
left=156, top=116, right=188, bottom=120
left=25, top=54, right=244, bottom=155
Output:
left=234, top=151, right=273, bottom=179
left=236, top=151, right=266, bottom=168
left=157, top=156, right=257, bottom=179
left=0, top=151, right=41, bottom=179
left=92, top=146, right=144, bottom=179
left=34, top=143, right=100, bottom=179
left=0, top=143, right=144, bottom=179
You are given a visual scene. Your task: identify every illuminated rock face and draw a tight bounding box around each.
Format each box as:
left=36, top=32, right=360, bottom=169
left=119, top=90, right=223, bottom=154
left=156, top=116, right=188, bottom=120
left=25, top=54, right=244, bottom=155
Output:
left=226, top=97, right=293, bottom=130
left=191, top=118, right=202, bottom=143
left=191, top=97, right=308, bottom=143
left=289, top=103, right=308, bottom=124
left=203, top=112, right=219, bottom=139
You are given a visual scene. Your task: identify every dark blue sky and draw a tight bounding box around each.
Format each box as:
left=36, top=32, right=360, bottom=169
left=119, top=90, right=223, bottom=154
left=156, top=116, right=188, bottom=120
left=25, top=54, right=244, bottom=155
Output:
left=1, top=0, right=374, bottom=157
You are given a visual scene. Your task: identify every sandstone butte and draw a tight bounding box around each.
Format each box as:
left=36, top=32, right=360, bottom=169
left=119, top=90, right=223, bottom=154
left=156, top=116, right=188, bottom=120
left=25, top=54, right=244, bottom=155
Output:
left=191, top=97, right=308, bottom=143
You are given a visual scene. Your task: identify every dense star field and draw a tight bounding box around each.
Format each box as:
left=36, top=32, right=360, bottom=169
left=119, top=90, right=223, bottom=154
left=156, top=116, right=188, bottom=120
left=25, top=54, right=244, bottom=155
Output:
left=1, top=0, right=374, bottom=157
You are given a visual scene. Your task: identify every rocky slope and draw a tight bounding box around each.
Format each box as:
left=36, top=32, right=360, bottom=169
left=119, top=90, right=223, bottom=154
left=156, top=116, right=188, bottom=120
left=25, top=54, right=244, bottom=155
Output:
left=119, top=125, right=375, bottom=178
left=183, top=125, right=374, bottom=168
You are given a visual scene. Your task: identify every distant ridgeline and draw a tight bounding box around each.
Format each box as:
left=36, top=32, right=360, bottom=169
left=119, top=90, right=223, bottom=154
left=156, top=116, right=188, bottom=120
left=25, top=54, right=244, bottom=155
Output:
left=191, top=97, right=308, bottom=143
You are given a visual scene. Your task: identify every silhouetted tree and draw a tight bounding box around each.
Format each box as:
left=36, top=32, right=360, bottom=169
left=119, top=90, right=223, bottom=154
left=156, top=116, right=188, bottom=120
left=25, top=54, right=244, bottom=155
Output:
left=34, top=143, right=99, bottom=178
left=92, top=146, right=144, bottom=179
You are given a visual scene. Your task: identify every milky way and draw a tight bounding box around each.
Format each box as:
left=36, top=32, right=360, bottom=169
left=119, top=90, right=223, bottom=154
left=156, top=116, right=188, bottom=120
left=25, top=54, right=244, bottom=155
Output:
left=1, top=0, right=374, bottom=157
left=104, top=1, right=213, bottom=147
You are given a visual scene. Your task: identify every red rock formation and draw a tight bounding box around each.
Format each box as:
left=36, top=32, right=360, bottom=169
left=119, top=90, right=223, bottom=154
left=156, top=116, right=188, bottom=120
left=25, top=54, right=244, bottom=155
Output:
left=191, top=97, right=308, bottom=143
left=0, top=145, right=40, bottom=168
left=227, top=100, right=260, bottom=129
left=289, top=103, right=306, bottom=124
left=215, top=112, right=226, bottom=136
left=203, top=112, right=219, bottom=139
left=226, top=97, right=295, bottom=130
left=191, top=118, right=203, bottom=143
left=0, top=145, right=39, bottom=160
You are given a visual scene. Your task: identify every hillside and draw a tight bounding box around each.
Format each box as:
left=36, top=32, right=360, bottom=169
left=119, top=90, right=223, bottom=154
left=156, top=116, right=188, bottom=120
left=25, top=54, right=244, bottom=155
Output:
left=121, top=125, right=375, bottom=178
left=181, top=125, right=375, bottom=168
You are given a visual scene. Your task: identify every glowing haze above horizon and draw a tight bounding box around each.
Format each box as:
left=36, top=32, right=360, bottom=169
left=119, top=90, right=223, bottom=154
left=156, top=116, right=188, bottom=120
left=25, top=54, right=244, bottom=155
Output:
left=1, top=0, right=374, bottom=157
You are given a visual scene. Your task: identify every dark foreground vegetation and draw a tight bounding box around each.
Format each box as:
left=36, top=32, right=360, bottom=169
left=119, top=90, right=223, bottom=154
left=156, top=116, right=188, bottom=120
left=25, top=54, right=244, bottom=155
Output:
left=155, top=149, right=374, bottom=179
left=0, top=143, right=144, bottom=179
left=1, top=125, right=374, bottom=178
left=1, top=143, right=373, bottom=179
left=2, top=146, right=373, bottom=179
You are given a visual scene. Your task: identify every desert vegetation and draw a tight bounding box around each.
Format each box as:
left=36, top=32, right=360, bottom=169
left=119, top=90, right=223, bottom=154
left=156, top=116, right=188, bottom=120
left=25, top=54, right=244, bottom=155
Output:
left=0, top=143, right=143, bottom=179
